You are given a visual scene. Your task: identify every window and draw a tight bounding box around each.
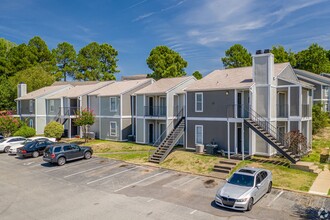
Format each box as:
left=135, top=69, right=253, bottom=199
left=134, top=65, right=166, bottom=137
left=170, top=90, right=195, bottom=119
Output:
left=110, top=122, right=117, bottom=136
left=195, top=125, right=203, bottom=145
left=195, top=93, right=203, bottom=112
left=256, top=173, right=262, bottom=185
left=110, top=97, right=117, bottom=112
left=29, top=119, right=34, bottom=128
left=54, top=147, right=61, bottom=153
left=29, top=100, right=34, bottom=113
left=50, top=100, right=55, bottom=113
left=63, top=145, right=73, bottom=151
left=323, top=86, right=329, bottom=98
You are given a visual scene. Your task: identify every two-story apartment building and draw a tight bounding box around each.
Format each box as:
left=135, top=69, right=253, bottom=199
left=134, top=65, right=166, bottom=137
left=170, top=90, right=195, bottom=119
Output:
left=16, top=83, right=73, bottom=134
left=134, top=76, right=196, bottom=145
left=184, top=51, right=313, bottom=163
left=88, top=79, right=154, bottom=141
left=295, top=69, right=330, bottom=112
left=45, top=82, right=113, bottom=138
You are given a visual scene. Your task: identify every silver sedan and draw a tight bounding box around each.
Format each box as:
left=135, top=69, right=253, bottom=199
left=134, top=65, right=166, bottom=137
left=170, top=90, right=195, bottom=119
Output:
left=215, top=167, right=272, bottom=211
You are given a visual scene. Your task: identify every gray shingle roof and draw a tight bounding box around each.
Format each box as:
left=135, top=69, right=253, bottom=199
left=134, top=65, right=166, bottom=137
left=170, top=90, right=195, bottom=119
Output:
left=135, top=76, right=195, bottom=94
left=294, top=69, right=330, bottom=85
left=16, top=85, right=72, bottom=100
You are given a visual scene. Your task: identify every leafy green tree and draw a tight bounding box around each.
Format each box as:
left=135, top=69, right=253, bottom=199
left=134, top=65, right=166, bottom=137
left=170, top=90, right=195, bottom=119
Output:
left=76, top=42, right=119, bottom=81
left=271, top=45, right=296, bottom=66
left=221, top=44, right=252, bottom=69
left=44, top=121, right=64, bottom=140
left=0, top=111, right=21, bottom=137
left=74, top=109, right=95, bottom=143
left=192, top=71, right=202, bottom=80
left=6, top=44, right=36, bottom=76
left=28, top=36, right=55, bottom=72
left=0, top=75, right=16, bottom=110
left=312, top=103, right=328, bottom=134
left=146, top=46, right=188, bottom=80
left=53, top=42, right=77, bottom=81
left=295, top=44, right=330, bottom=74
left=0, top=38, right=16, bottom=76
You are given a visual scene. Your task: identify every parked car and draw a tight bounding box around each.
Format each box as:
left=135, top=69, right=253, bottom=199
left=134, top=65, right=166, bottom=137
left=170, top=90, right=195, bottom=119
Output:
left=8, top=137, right=56, bottom=155
left=43, top=143, right=93, bottom=166
left=0, top=135, right=3, bottom=140
left=0, top=137, right=26, bottom=153
left=215, top=167, right=272, bottom=211
left=16, top=139, right=54, bottom=158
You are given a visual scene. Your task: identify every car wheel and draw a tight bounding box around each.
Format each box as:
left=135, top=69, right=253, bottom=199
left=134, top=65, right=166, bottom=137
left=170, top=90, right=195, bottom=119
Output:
left=84, top=151, right=92, bottom=160
left=267, top=182, right=272, bottom=193
left=246, top=198, right=254, bottom=211
left=57, top=157, right=66, bottom=166
left=32, top=151, right=39, bottom=158
left=4, top=146, right=10, bottom=153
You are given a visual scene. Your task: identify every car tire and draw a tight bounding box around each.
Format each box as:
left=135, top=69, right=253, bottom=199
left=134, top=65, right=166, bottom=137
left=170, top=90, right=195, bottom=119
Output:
left=32, top=151, right=39, bottom=158
left=84, top=151, right=92, bottom=160
left=267, top=182, right=272, bottom=193
left=246, top=198, right=254, bottom=211
left=57, top=157, right=66, bottom=166
left=4, top=146, right=10, bottom=153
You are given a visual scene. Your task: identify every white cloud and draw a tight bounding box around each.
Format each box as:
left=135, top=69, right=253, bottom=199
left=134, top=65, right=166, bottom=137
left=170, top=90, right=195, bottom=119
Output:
left=132, top=12, right=155, bottom=22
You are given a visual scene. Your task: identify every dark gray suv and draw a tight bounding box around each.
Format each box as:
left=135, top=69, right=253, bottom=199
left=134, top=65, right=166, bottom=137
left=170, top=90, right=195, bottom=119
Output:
left=43, top=144, right=93, bottom=166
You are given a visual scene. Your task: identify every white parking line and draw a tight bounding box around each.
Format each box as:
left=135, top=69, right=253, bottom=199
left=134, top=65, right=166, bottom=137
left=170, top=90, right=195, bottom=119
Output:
left=87, top=166, right=140, bottom=185
left=64, top=162, right=115, bottom=178
left=174, top=176, right=199, bottom=189
left=114, top=170, right=168, bottom=192
left=147, top=198, right=154, bottom=203
left=190, top=210, right=197, bottom=215
left=44, top=158, right=97, bottom=173
left=267, top=190, right=283, bottom=207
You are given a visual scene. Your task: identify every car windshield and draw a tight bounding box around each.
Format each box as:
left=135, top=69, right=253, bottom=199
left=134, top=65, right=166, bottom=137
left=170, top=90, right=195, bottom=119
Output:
left=23, top=139, right=33, bottom=144
left=228, top=173, right=254, bottom=187
left=0, top=139, right=6, bottom=143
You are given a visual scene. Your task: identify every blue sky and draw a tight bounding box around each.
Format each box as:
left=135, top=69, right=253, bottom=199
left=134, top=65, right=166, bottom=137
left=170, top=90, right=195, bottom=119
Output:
left=1, top=0, right=330, bottom=79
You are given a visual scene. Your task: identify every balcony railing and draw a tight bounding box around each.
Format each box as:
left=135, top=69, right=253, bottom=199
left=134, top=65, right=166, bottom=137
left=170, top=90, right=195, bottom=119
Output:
left=144, top=106, right=166, bottom=117
left=277, top=104, right=288, bottom=118
left=226, top=105, right=249, bottom=118
left=61, top=107, right=79, bottom=116
left=302, top=104, right=311, bottom=117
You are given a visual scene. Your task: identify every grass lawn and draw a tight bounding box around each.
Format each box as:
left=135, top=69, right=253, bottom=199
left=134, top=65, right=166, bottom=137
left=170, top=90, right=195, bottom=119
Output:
left=232, top=160, right=317, bottom=192
left=301, top=127, right=330, bottom=164
left=97, top=152, right=150, bottom=163
left=159, top=150, right=219, bottom=174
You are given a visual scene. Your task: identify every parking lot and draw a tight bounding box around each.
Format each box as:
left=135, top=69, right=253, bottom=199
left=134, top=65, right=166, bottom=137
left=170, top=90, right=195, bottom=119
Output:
left=0, top=154, right=329, bottom=220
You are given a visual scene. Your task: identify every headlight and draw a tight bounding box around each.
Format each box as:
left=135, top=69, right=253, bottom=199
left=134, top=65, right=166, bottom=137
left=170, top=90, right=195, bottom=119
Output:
left=236, top=198, right=248, bottom=202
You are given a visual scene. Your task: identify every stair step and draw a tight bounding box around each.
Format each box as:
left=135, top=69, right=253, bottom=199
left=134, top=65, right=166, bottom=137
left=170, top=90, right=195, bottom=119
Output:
left=149, top=158, right=161, bottom=163
left=213, top=168, right=230, bottom=174
left=219, top=160, right=240, bottom=166
left=214, top=164, right=233, bottom=170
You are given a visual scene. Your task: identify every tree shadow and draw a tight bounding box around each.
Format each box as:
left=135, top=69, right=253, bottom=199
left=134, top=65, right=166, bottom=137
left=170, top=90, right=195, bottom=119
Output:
left=293, top=205, right=329, bottom=220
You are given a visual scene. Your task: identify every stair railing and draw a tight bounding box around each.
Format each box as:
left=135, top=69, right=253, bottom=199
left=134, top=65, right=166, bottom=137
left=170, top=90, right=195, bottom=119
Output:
left=148, top=106, right=185, bottom=159
left=53, top=109, right=61, bottom=122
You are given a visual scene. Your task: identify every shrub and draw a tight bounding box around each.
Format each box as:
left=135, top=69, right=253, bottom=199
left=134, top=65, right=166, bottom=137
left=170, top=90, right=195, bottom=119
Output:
left=312, top=103, right=328, bottom=134
left=13, top=125, right=36, bottom=138
left=0, top=111, right=20, bottom=137
left=44, top=121, right=64, bottom=140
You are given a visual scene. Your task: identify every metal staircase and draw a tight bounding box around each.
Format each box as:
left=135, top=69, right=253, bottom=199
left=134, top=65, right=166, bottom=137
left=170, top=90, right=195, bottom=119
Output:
left=244, top=107, right=299, bottom=164
left=149, top=109, right=185, bottom=164
left=53, top=109, right=68, bottom=125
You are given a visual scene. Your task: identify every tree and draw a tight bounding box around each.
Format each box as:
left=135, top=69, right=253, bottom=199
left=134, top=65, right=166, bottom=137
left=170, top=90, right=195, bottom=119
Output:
left=146, top=46, right=188, bottom=80
left=28, top=36, right=55, bottom=72
left=295, top=43, right=330, bottom=74
left=6, top=43, right=36, bottom=76
left=73, top=109, right=95, bottom=143
left=0, top=111, right=20, bottom=137
left=0, top=38, right=16, bottom=77
left=0, top=75, right=16, bottom=110
left=76, top=42, right=119, bottom=81
left=312, top=103, right=328, bottom=134
left=14, top=125, right=36, bottom=138
left=44, top=121, right=64, bottom=140
left=53, top=42, right=77, bottom=81
left=271, top=45, right=296, bottom=66
left=192, top=71, right=202, bottom=80
left=221, top=44, right=252, bottom=69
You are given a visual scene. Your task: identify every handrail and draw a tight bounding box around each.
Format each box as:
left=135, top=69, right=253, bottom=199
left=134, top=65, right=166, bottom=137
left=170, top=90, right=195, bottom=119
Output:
left=148, top=106, right=185, bottom=158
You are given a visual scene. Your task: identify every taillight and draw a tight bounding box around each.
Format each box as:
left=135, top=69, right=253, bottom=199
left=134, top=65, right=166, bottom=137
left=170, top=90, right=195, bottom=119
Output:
left=21, top=150, right=27, bottom=154
left=51, top=153, right=55, bottom=159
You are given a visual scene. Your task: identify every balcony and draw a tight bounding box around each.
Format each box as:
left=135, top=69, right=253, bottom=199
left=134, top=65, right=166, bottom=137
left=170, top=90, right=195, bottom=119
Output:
left=226, top=105, right=249, bottom=118
left=144, top=106, right=166, bottom=117
left=302, top=104, right=311, bottom=117
left=277, top=104, right=288, bottom=118
left=62, top=107, right=79, bottom=116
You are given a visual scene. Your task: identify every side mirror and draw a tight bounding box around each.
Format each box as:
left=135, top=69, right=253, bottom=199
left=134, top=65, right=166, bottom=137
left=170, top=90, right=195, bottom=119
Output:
left=256, top=183, right=261, bottom=188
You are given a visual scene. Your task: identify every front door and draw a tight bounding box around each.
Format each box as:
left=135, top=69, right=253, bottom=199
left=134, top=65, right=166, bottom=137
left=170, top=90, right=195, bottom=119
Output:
left=149, top=123, right=154, bottom=143
left=237, top=127, right=242, bottom=154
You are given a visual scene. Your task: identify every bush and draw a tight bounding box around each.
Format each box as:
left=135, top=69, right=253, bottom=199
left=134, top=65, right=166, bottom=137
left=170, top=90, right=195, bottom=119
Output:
left=312, top=103, right=328, bottom=134
left=44, top=121, right=64, bottom=140
left=0, top=111, right=20, bottom=137
left=13, top=126, right=36, bottom=138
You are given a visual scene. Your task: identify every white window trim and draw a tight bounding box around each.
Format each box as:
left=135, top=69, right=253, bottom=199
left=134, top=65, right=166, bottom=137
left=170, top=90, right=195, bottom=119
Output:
left=110, top=97, right=117, bottom=112
left=195, top=125, right=203, bottom=145
left=50, top=100, right=55, bottom=113
left=195, top=93, right=203, bottom=112
left=110, top=121, right=117, bottom=137
left=29, top=100, right=33, bottom=113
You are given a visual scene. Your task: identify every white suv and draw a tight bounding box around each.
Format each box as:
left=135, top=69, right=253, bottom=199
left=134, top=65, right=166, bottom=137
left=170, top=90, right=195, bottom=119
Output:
left=0, top=137, right=26, bottom=153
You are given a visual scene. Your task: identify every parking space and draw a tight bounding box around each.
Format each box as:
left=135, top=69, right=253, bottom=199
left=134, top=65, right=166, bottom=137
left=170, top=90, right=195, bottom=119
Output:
left=0, top=153, right=329, bottom=220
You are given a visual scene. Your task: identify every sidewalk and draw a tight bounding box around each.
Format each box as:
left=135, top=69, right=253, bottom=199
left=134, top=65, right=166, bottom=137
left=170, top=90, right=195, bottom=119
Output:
left=309, top=166, right=330, bottom=196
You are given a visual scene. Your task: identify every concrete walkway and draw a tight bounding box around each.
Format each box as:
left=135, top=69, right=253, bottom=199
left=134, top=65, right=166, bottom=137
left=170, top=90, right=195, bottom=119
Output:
left=309, top=166, right=330, bottom=196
